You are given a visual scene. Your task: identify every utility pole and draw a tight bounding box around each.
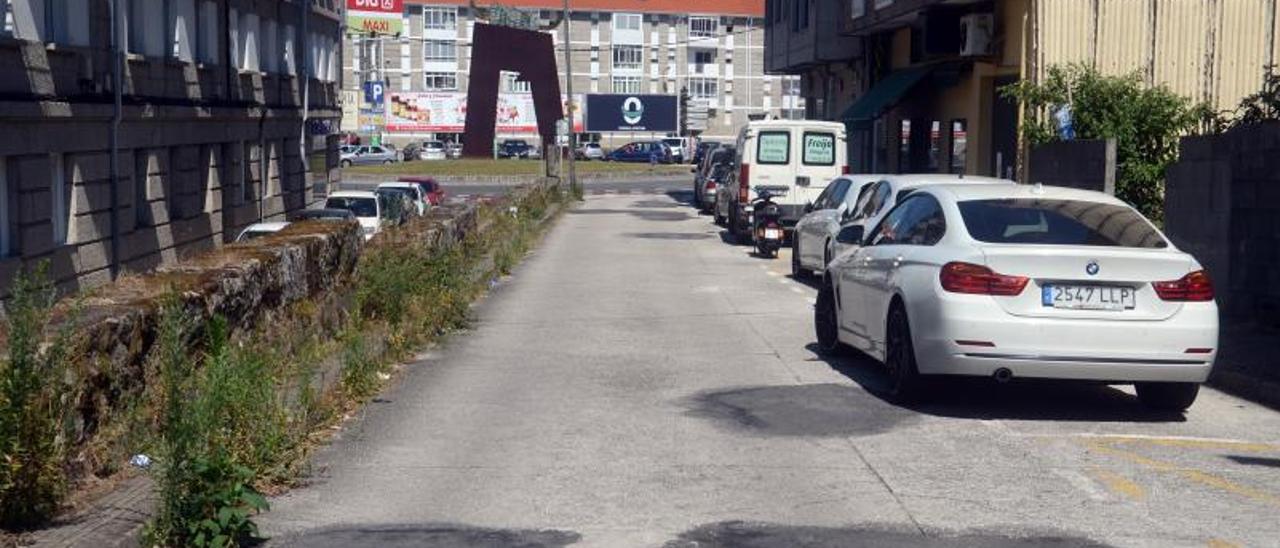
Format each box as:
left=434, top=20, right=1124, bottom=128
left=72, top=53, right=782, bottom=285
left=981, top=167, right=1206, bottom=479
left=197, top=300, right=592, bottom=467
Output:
left=562, top=0, right=578, bottom=195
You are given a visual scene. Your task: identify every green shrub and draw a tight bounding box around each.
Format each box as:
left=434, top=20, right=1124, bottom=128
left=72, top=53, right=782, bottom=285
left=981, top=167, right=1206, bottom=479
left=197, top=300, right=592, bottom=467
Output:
left=1002, top=64, right=1213, bottom=222
left=0, top=265, right=73, bottom=529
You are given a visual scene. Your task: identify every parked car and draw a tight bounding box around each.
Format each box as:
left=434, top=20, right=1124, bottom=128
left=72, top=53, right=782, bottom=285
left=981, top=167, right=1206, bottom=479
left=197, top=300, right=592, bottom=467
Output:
left=662, top=137, right=691, bottom=163
left=400, top=142, right=422, bottom=162
left=700, top=162, right=734, bottom=215
left=376, top=182, right=429, bottom=215
left=815, top=183, right=1218, bottom=410
left=715, top=120, right=847, bottom=242
left=446, top=141, right=464, bottom=159
left=340, top=145, right=399, bottom=167
left=375, top=187, right=419, bottom=224
left=397, top=176, right=446, bottom=206
left=235, top=222, right=289, bottom=242
left=289, top=208, right=357, bottom=222
left=498, top=139, right=533, bottom=159
left=576, top=142, right=605, bottom=160
left=324, top=191, right=383, bottom=240
left=419, top=141, right=448, bottom=161
left=693, top=145, right=735, bottom=210
left=605, top=141, right=673, bottom=163
left=691, top=141, right=721, bottom=167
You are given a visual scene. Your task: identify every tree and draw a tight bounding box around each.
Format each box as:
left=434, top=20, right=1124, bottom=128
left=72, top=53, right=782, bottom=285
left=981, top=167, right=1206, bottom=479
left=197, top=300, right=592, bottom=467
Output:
left=1002, top=64, right=1213, bottom=222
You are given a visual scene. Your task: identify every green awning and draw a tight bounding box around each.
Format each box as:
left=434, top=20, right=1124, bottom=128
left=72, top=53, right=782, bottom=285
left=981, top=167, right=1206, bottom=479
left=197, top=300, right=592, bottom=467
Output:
left=841, top=65, right=935, bottom=128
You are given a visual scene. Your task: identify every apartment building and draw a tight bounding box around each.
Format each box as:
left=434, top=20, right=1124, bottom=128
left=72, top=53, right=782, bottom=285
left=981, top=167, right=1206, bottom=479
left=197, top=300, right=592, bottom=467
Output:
left=342, top=0, right=804, bottom=147
left=0, top=0, right=343, bottom=295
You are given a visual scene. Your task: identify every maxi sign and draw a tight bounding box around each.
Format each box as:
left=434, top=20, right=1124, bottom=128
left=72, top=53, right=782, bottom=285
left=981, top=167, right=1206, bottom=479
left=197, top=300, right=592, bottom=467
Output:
left=347, top=0, right=404, bottom=35
left=585, top=94, right=677, bottom=133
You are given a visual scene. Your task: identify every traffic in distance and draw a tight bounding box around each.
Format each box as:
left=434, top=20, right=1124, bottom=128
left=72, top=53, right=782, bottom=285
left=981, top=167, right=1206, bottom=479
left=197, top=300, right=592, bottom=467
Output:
left=690, top=119, right=1217, bottom=411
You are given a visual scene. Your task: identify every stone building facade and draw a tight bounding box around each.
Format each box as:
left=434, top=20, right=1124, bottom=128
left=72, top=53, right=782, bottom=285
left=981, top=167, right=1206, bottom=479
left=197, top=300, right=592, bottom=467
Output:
left=0, top=0, right=343, bottom=296
left=342, top=0, right=803, bottom=147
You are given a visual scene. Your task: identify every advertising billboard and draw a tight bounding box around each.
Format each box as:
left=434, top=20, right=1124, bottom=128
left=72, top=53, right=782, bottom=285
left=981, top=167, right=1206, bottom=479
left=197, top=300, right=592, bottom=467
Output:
left=347, top=0, right=404, bottom=35
left=385, top=92, right=583, bottom=134
left=584, top=94, right=678, bottom=133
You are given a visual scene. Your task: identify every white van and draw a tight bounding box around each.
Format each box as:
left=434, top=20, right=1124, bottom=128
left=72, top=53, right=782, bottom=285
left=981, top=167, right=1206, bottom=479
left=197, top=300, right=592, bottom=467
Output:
left=714, top=120, right=847, bottom=241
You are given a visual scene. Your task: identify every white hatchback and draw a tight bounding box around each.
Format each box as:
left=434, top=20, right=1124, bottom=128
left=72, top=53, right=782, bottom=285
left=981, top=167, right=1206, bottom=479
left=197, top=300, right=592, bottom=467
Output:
left=815, top=183, right=1218, bottom=411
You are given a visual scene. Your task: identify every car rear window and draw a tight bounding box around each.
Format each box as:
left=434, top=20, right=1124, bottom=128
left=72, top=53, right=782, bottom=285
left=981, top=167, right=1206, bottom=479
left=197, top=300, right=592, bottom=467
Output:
left=802, top=132, right=835, bottom=166
left=756, top=131, right=790, bottom=165
left=958, top=199, right=1167, bottom=248
left=325, top=197, right=377, bottom=218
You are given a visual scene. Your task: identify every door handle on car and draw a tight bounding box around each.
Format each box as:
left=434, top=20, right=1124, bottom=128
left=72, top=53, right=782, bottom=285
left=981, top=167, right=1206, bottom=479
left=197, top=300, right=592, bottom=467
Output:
left=893, top=255, right=903, bottom=268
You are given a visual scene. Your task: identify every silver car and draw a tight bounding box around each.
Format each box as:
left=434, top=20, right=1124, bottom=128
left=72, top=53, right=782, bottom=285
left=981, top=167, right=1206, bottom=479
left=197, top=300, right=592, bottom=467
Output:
left=340, top=145, right=399, bottom=167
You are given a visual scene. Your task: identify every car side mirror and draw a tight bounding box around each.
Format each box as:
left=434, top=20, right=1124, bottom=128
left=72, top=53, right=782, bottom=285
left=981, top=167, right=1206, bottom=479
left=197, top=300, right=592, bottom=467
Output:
left=836, top=225, right=865, bottom=245
left=803, top=202, right=814, bottom=213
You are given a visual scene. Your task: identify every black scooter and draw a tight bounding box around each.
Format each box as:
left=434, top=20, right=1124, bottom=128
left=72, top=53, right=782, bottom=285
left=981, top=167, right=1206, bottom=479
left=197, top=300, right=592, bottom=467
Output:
left=751, top=189, right=785, bottom=258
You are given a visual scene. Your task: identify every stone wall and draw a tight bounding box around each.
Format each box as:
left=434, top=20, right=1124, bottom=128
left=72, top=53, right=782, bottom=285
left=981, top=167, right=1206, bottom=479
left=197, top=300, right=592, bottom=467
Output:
left=1027, top=139, right=1116, bottom=194
left=1165, top=124, right=1280, bottom=324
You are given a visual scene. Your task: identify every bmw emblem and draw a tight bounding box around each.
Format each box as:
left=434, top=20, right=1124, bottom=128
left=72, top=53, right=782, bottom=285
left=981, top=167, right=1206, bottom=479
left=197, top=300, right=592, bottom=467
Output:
left=1085, top=260, right=1100, bottom=276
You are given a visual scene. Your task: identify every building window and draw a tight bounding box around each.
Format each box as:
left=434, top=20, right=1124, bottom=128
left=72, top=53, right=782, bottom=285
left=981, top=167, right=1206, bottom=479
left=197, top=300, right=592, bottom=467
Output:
left=782, top=77, right=800, bottom=97
left=850, top=0, right=866, bottom=19
left=424, top=71, right=457, bottom=90
left=197, top=1, right=219, bottom=64
left=692, top=50, right=714, bottom=74
left=928, top=120, right=942, bottom=170
left=424, top=39, right=456, bottom=62
left=688, top=77, right=718, bottom=99
left=5, top=0, right=88, bottom=45
left=262, top=19, right=278, bottom=73
left=240, top=12, right=260, bottom=71
left=128, top=0, right=165, bottom=56
left=282, top=24, right=296, bottom=75
left=612, top=13, right=641, bottom=31
left=689, top=16, right=717, bottom=38
left=611, top=75, right=641, bottom=94
left=51, top=153, right=69, bottom=246
left=242, top=143, right=255, bottom=204
left=171, top=0, right=196, bottom=61
left=949, top=119, right=967, bottom=174
left=0, top=157, right=10, bottom=257
left=423, top=7, right=457, bottom=31
left=611, top=44, right=642, bottom=71
left=134, top=151, right=152, bottom=228
left=898, top=119, right=912, bottom=173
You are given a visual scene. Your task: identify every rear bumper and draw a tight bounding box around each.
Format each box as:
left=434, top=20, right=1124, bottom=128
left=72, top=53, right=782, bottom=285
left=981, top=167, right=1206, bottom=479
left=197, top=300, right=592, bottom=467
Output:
left=911, top=293, right=1218, bottom=383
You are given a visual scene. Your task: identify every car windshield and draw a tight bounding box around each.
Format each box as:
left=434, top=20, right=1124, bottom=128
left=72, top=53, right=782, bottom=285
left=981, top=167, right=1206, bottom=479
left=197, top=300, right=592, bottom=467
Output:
left=240, top=229, right=275, bottom=241
left=325, top=197, right=377, bottom=217
left=958, top=198, right=1168, bottom=248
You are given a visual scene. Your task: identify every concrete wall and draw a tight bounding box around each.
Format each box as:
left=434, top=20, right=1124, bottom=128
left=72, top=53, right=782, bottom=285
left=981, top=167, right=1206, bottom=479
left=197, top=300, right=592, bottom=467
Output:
left=1165, top=124, right=1280, bottom=324
left=1027, top=139, right=1115, bottom=194
left=0, top=0, right=344, bottom=298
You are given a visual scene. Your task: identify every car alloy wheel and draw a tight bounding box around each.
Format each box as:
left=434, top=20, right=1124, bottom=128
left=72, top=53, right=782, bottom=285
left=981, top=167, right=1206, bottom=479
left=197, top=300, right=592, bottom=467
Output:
left=884, top=304, right=924, bottom=403
left=814, top=282, right=841, bottom=355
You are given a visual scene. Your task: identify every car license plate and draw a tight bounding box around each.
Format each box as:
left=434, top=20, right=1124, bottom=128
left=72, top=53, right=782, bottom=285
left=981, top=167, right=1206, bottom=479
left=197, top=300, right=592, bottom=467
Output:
left=1041, top=284, right=1136, bottom=310
left=763, top=228, right=782, bottom=240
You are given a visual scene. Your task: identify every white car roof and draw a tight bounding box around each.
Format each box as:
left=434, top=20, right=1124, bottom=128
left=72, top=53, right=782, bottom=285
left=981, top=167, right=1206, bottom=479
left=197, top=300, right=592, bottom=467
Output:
left=328, top=190, right=377, bottom=199
left=924, top=183, right=1131, bottom=206
left=376, top=182, right=418, bottom=190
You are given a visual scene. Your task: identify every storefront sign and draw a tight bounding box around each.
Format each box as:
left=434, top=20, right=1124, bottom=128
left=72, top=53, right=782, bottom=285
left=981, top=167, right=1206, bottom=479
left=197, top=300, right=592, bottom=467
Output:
left=347, top=0, right=404, bottom=35
left=385, top=92, right=583, bottom=134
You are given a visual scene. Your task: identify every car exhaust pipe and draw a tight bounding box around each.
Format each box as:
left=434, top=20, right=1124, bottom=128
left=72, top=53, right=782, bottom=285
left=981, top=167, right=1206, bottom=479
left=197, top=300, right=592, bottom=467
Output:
left=993, top=368, right=1013, bottom=384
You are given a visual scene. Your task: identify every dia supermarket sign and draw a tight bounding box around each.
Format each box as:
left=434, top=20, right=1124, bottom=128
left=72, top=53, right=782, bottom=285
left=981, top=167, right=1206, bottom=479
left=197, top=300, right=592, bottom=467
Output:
left=347, top=0, right=404, bottom=35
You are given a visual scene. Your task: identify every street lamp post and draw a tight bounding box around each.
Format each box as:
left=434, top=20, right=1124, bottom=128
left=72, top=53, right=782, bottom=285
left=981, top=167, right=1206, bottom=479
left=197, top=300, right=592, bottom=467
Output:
left=562, top=0, right=577, bottom=195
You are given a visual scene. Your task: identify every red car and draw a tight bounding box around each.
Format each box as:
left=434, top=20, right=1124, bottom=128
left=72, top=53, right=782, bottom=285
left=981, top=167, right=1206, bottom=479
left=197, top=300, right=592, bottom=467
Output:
left=397, top=176, right=446, bottom=206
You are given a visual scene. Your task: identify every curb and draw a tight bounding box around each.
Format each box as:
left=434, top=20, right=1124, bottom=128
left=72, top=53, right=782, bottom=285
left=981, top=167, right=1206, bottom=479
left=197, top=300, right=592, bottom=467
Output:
left=1208, top=370, right=1280, bottom=411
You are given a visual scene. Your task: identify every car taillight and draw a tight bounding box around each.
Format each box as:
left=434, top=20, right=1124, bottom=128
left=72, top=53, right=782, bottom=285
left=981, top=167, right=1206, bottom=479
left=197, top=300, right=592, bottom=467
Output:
left=706, top=181, right=716, bottom=190
left=1153, top=270, right=1214, bottom=301
left=940, top=262, right=1028, bottom=296
left=842, top=165, right=851, bottom=175
left=739, top=164, right=750, bottom=202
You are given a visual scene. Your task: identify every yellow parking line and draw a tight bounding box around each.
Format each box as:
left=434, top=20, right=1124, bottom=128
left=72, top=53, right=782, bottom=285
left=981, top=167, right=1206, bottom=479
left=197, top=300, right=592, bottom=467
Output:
left=1085, top=439, right=1280, bottom=508
left=1089, top=468, right=1146, bottom=501
left=1207, top=538, right=1240, bottom=548
left=1080, top=434, right=1278, bottom=453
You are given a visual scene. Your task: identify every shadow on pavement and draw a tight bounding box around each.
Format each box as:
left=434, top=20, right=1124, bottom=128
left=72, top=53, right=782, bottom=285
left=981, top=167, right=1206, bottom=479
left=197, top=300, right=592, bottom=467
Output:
left=664, top=521, right=1110, bottom=548
left=684, top=383, right=919, bottom=437
left=666, top=189, right=694, bottom=205
left=803, top=343, right=1187, bottom=423
left=1224, top=455, right=1280, bottom=468
left=275, top=524, right=581, bottom=548
left=569, top=208, right=692, bottom=222
left=630, top=199, right=682, bottom=209
left=624, top=232, right=715, bottom=240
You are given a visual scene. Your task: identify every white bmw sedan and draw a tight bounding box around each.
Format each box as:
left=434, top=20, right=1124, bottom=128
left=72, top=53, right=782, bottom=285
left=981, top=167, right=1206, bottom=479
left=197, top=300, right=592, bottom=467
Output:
left=815, top=183, right=1218, bottom=411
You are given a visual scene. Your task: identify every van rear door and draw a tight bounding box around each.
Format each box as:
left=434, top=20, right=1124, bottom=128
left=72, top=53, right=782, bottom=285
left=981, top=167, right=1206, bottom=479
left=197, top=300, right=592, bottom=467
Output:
left=786, top=127, right=844, bottom=208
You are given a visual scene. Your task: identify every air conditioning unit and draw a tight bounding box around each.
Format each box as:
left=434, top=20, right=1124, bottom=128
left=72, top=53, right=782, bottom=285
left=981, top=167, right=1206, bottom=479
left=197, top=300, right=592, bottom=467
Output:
left=959, top=13, right=994, bottom=56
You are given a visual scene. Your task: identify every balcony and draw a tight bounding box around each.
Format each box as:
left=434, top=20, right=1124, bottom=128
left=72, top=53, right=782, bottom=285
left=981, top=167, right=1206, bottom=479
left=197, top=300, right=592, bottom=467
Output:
left=765, top=0, right=862, bottom=74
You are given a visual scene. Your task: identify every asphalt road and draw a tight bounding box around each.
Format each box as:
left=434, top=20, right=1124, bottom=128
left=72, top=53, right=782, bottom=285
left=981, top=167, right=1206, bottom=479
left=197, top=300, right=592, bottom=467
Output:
left=337, top=177, right=690, bottom=201
left=261, top=190, right=1280, bottom=548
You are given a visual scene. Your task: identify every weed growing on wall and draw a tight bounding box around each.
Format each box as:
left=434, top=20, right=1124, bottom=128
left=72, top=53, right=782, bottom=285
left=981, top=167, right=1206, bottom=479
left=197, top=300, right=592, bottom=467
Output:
left=0, top=266, right=73, bottom=529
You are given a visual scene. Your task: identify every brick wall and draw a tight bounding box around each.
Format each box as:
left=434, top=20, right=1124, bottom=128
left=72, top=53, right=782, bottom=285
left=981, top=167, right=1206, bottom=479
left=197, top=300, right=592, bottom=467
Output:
left=1165, top=124, right=1280, bottom=325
